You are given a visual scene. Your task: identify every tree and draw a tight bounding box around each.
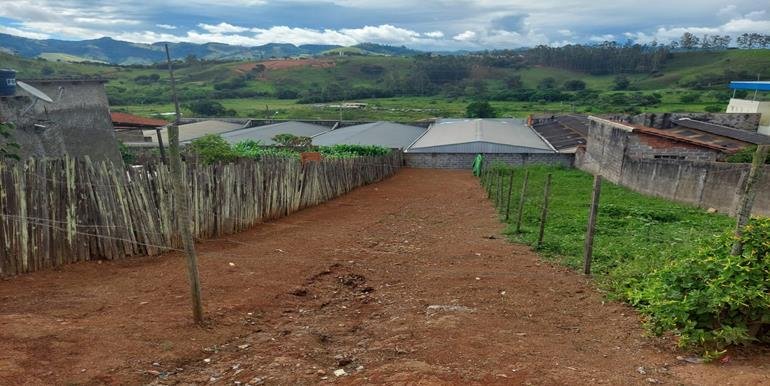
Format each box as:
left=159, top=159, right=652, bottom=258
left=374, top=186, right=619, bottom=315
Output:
left=679, top=32, right=700, bottom=49
left=40, top=66, right=55, bottom=76
left=613, top=75, right=630, bottom=90
left=503, top=75, right=523, bottom=89
left=466, top=101, right=496, bottom=118
left=563, top=79, right=586, bottom=91
left=537, top=77, right=557, bottom=89
left=184, top=99, right=235, bottom=117
left=0, top=122, right=20, bottom=160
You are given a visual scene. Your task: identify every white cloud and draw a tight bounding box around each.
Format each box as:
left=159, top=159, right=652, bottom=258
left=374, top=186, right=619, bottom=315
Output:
left=156, top=24, right=177, bottom=30
left=0, top=25, right=50, bottom=40
left=424, top=31, right=444, bottom=38
left=199, top=22, right=250, bottom=34
left=453, top=30, right=477, bottom=41
left=339, top=24, right=420, bottom=44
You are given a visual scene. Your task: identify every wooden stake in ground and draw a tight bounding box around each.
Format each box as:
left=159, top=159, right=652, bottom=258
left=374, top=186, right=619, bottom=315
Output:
left=504, top=170, right=515, bottom=221
left=496, top=170, right=503, bottom=209
left=515, top=170, right=530, bottom=233
left=165, top=44, right=204, bottom=324
left=731, top=145, right=769, bottom=256
left=537, top=173, right=552, bottom=248
left=583, top=174, right=602, bottom=275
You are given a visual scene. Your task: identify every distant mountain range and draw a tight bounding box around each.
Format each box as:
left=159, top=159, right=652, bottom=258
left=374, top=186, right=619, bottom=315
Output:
left=0, top=33, right=422, bottom=65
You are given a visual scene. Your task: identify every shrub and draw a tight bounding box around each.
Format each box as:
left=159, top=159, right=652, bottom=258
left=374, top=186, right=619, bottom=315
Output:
left=189, top=134, right=236, bottom=164
left=272, top=133, right=312, bottom=149
left=680, top=93, right=701, bottom=103
left=704, top=105, right=725, bottom=113
left=0, top=122, right=20, bottom=160
left=629, top=218, right=770, bottom=351
left=726, top=146, right=770, bottom=164
left=466, top=101, right=496, bottom=118
left=563, top=79, right=586, bottom=91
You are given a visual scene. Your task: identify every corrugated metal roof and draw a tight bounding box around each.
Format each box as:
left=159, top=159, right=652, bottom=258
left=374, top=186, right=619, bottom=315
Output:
left=674, top=118, right=770, bottom=145
left=408, top=118, right=554, bottom=153
left=312, top=121, right=426, bottom=148
left=111, top=112, right=168, bottom=128
left=531, top=115, right=588, bottom=151
left=220, top=121, right=329, bottom=145
left=169, top=120, right=245, bottom=143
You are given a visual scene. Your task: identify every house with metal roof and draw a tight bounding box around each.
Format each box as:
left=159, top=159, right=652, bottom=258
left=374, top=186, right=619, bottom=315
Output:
left=407, top=118, right=554, bottom=153
left=158, top=120, right=244, bottom=144
left=312, top=121, right=426, bottom=149
left=220, top=121, right=329, bottom=145
left=530, top=115, right=588, bottom=152
left=727, top=81, right=770, bottom=136
left=404, top=118, right=574, bottom=169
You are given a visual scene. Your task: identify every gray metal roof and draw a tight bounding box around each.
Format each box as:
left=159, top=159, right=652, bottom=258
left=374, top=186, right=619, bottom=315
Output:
left=407, top=118, right=554, bottom=153
left=166, top=120, right=245, bottom=143
left=220, top=121, right=330, bottom=145
left=312, top=121, right=426, bottom=148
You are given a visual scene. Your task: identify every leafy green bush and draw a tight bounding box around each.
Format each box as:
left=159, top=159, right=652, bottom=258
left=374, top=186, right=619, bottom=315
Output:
left=0, top=122, right=20, bottom=160
left=629, top=218, right=770, bottom=350
left=189, top=134, right=237, bottom=164
left=726, top=146, right=770, bottom=164
left=232, top=140, right=299, bottom=159
left=319, top=144, right=391, bottom=158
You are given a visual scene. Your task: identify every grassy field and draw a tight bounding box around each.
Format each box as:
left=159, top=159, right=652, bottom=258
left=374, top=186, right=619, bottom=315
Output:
left=4, top=49, right=769, bottom=120
left=117, top=93, right=722, bottom=121
left=482, top=164, right=735, bottom=298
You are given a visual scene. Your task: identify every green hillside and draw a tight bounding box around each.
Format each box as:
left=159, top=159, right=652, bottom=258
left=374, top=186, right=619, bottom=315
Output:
left=2, top=49, right=769, bottom=120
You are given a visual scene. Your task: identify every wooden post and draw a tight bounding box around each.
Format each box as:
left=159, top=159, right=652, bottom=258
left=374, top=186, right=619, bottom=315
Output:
left=583, top=174, right=602, bottom=275
left=165, top=44, right=204, bottom=324
left=486, top=169, right=493, bottom=199
left=537, top=173, right=552, bottom=248
left=504, top=170, right=515, bottom=221
left=155, top=128, right=167, bottom=164
left=496, top=170, right=503, bottom=209
left=515, top=170, right=530, bottom=233
left=731, top=145, right=769, bottom=256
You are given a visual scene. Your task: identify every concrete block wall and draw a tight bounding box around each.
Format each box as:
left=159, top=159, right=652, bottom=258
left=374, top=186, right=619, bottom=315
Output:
left=627, top=132, right=720, bottom=162
left=404, top=153, right=574, bottom=169
left=606, top=112, right=761, bottom=132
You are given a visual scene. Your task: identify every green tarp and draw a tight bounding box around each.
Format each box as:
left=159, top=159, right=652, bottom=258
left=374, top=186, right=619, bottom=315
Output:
left=472, top=154, right=483, bottom=176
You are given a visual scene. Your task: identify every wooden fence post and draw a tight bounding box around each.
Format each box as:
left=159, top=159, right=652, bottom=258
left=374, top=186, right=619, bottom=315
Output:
left=165, top=44, right=204, bottom=324
left=537, top=173, right=552, bottom=248
left=504, top=170, right=515, bottom=221
left=515, top=170, right=530, bottom=233
left=731, top=144, right=769, bottom=256
left=583, top=174, right=602, bottom=275
left=486, top=169, right=493, bottom=199
left=496, top=170, right=503, bottom=208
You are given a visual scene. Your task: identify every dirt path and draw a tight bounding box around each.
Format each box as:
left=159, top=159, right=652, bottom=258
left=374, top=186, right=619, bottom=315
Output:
left=0, top=169, right=768, bottom=385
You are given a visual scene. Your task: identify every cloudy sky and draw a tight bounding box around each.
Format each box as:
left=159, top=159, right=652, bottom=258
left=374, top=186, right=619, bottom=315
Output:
left=0, top=1, right=768, bottom=50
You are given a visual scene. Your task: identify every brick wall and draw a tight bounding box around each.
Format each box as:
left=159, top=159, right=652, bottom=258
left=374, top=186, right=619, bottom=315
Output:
left=576, top=118, right=770, bottom=217
left=626, top=132, right=720, bottom=162
left=605, top=112, right=761, bottom=132
left=404, top=153, right=574, bottom=169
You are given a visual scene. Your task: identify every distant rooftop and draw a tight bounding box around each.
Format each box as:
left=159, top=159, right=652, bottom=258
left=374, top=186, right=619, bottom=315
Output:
left=111, top=112, right=168, bottom=129
left=313, top=121, right=426, bottom=148
left=408, top=118, right=554, bottom=154
left=220, top=121, right=329, bottom=145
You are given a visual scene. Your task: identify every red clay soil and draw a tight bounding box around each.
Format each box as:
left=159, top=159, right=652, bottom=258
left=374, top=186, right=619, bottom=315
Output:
left=1, top=169, right=768, bottom=385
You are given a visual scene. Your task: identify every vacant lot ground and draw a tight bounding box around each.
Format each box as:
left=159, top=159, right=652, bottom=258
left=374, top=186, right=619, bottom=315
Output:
left=0, top=169, right=767, bottom=385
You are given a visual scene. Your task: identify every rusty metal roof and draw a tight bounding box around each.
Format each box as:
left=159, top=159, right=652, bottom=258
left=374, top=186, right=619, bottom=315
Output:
left=674, top=118, right=770, bottom=145
left=111, top=112, right=168, bottom=128
left=631, top=124, right=749, bottom=153
left=531, top=115, right=588, bottom=150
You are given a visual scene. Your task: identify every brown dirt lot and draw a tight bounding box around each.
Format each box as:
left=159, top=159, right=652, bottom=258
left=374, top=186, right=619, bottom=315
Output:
left=0, top=169, right=768, bottom=385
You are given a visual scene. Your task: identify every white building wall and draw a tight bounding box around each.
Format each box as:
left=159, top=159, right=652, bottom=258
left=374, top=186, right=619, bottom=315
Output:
left=727, top=98, right=770, bottom=135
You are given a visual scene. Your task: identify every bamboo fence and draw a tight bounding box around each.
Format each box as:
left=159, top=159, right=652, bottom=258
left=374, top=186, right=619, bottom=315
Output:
left=0, top=153, right=401, bottom=276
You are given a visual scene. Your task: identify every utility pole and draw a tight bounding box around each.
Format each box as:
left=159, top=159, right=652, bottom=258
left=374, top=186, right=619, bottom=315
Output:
left=731, top=145, right=769, bottom=256
left=165, top=44, right=204, bottom=324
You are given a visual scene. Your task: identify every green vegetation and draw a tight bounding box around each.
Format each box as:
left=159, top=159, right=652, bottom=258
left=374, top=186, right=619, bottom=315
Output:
left=4, top=48, right=769, bottom=120
left=727, top=146, right=770, bottom=164
left=481, top=164, right=769, bottom=352
left=188, top=134, right=391, bottom=164
left=0, top=122, right=20, bottom=160
left=466, top=101, right=497, bottom=118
